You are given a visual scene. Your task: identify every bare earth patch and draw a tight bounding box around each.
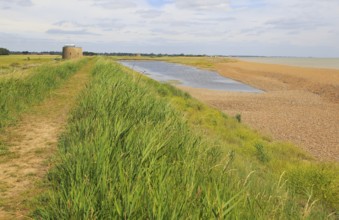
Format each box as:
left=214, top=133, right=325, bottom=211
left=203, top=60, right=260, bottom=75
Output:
left=178, top=60, right=339, bottom=162
left=0, top=61, right=92, bottom=219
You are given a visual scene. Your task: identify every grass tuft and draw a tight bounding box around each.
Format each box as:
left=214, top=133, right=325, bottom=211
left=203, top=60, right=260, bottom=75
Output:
left=235, top=113, right=242, bottom=123
left=255, top=143, right=270, bottom=163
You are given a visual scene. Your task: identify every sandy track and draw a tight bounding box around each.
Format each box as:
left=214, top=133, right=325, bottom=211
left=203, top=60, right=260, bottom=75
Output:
left=0, top=61, right=92, bottom=219
left=179, top=60, right=339, bottom=161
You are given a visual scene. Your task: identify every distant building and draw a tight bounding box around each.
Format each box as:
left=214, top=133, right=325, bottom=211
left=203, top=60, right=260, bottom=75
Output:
left=62, top=45, right=83, bottom=59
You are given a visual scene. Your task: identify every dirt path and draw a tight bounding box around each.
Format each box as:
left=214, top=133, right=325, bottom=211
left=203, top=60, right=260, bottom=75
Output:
left=178, top=60, right=339, bottom=162
left=0, top=60, right=93, bottom=219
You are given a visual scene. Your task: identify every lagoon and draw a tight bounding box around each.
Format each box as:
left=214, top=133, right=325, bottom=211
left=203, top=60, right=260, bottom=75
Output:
left=119, top=60, right=263, bottom=93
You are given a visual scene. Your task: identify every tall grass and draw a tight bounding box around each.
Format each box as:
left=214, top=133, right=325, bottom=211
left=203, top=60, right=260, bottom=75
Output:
left=35, top=59, right=336, bottom=219
left=0, top=58, right=87, bottom=128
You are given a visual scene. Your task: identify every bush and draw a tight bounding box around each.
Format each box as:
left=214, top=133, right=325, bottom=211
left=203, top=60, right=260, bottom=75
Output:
left=0, top=48, right=10, bottom=55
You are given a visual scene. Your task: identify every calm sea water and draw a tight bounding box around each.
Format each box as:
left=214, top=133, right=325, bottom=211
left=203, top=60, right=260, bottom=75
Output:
left=119, top=60, right=263, bottom=93
left=235, top=57, right=339, bottom=70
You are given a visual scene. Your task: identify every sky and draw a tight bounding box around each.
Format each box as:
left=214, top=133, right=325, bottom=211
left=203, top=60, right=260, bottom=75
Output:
left=1, top=0, right=339, bottom=57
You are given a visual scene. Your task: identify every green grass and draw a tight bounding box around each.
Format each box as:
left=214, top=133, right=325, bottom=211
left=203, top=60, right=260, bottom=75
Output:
left=34, top=58, right=338, bottom=219
left=0, top=55, right=62, bottom=76
left=0, top=58, right=88, bottom=129
left=0, top=55, right=60, bottom=67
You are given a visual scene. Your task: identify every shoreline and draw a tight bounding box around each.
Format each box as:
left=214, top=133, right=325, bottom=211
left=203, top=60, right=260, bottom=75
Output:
left=177, top=59, right=339, bottom=161
left=232, top=57, right=339, bottom=70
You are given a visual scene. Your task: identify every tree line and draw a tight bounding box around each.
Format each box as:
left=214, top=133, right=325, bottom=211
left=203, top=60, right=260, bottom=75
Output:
left=0, top=48, right=10, bottom=55
left=1, top=48, right=213, bottom=57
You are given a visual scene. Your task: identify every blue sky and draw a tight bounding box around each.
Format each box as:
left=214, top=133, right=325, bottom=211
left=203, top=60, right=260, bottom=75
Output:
left=147, top=0, right=171, bottom=7
left=1, top=0, right=339, bottom=57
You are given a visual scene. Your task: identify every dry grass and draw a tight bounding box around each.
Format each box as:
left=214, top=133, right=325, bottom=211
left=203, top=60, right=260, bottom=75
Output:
left=0, top=59, right=93, bottom=219
left=0, top=55, right=60, bottom=67
left=0, top=55, right=61, bottom=78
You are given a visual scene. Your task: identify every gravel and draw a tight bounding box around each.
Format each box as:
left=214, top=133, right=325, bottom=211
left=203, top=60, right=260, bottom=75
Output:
left=178, top=60, right=339, bottom=162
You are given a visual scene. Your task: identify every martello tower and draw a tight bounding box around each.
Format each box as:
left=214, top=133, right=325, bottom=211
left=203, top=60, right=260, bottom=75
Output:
left=62, top=44, right=83, bottom=59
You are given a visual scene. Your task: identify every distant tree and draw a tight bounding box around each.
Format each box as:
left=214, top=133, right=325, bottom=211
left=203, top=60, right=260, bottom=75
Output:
left=83, top=51, right=97, bottom=56
left=0, top=47, right=10, bottom=55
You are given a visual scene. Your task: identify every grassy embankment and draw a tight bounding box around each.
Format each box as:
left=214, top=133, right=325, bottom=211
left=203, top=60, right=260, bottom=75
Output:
left=0, top=57, right=88, bottom=156
left=35, top=58, right=338, bottom=219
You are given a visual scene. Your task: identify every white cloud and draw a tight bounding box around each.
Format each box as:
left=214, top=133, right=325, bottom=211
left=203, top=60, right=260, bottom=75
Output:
left=136, top=9, right=163, bottom=18
left=0, top=0, right=338, bottom=56
left=46, top=29, right=99, bottom=36
left=91, top=0, right=138, bottom=9
left=174, top=0, right=230, bottom=11
left=0, top=0, right=33, bottom=8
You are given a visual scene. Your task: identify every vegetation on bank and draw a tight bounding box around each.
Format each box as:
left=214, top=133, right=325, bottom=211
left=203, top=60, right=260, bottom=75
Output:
left=110, top=55, right=234, bottom=71
left=0, top=58, right=87, bottom=129
left=34, top=58, right=338, bottom=219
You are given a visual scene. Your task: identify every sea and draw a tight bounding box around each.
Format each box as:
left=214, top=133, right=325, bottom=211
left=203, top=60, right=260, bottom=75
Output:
left=234, top=57, right=339, bottom=70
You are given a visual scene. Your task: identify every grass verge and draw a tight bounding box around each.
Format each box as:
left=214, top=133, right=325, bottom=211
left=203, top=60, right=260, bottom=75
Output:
left=0, top=58, right=88, bottom=129
left=34, top=58, right=338, bottom=219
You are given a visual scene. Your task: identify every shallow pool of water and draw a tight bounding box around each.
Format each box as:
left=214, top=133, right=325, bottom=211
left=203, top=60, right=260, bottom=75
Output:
left=119, top=60, right=263, bottom=93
